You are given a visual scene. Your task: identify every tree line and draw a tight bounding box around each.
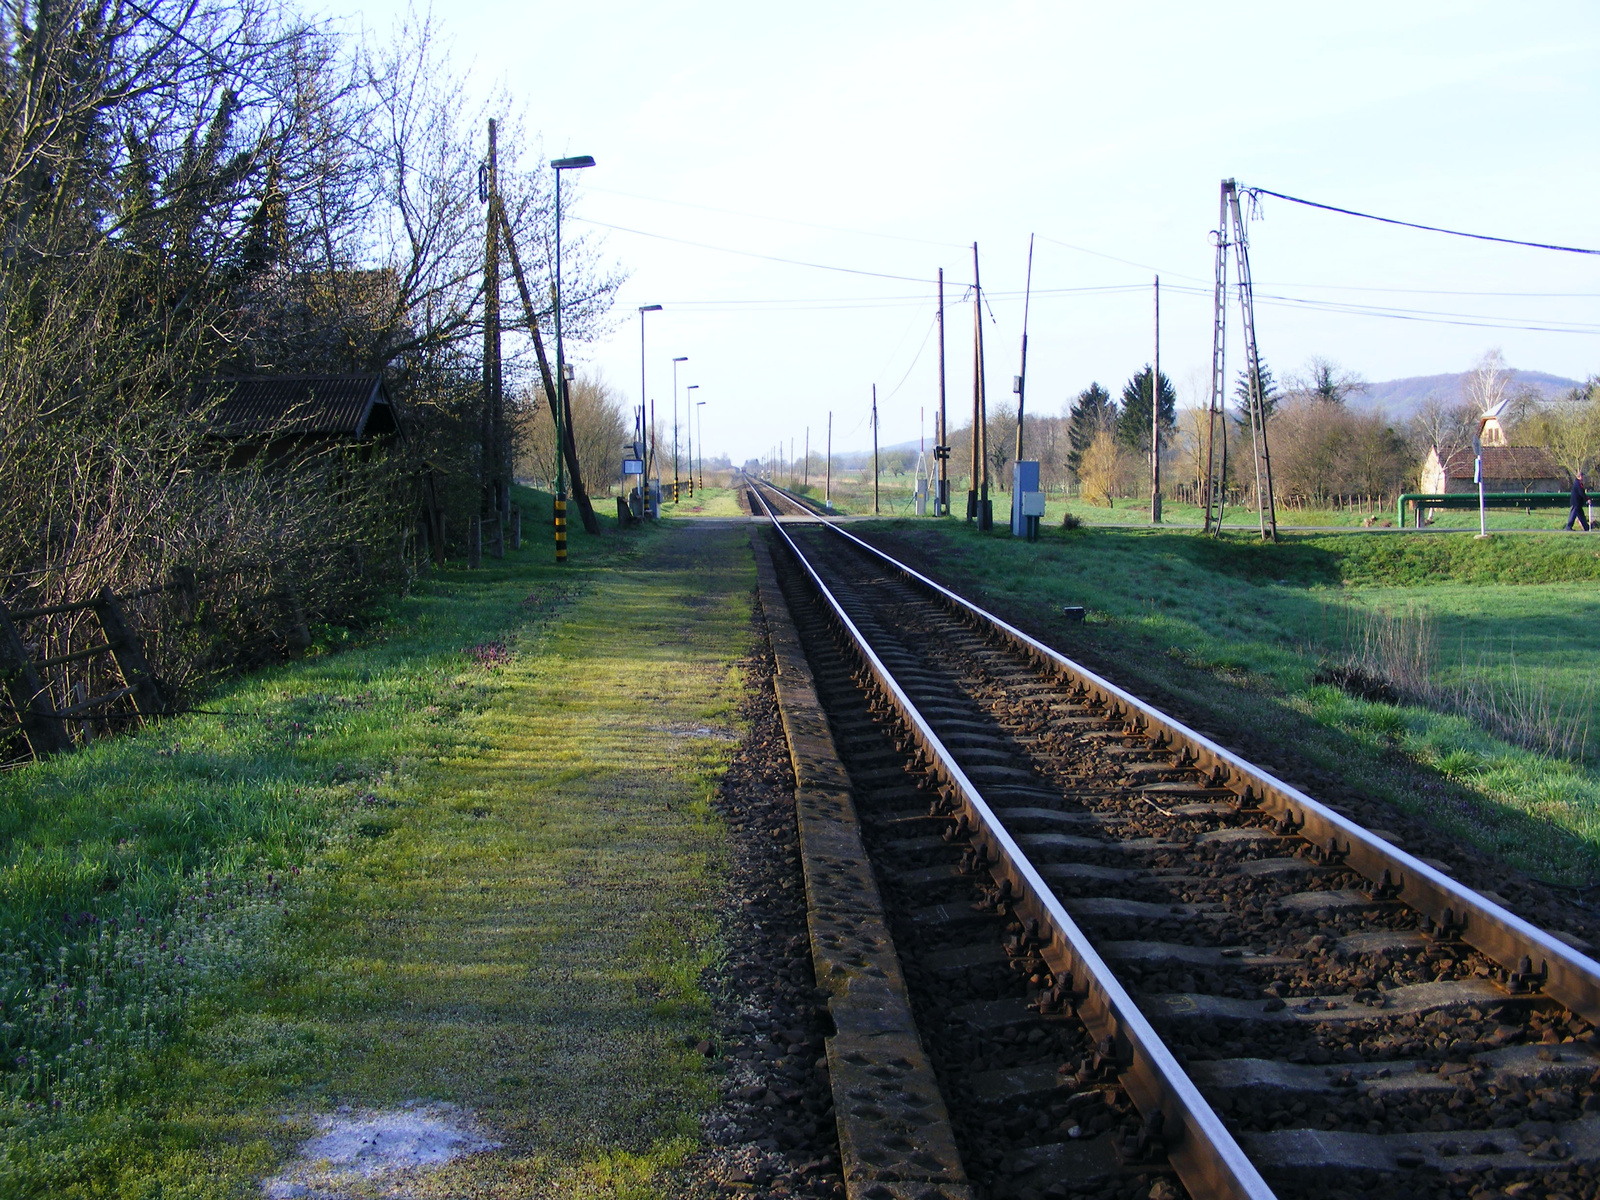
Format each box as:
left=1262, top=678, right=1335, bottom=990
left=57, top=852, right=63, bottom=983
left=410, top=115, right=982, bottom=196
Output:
left=931, top=351, right=1599, bottom=511
left=0, top=0, right=618, bottom=706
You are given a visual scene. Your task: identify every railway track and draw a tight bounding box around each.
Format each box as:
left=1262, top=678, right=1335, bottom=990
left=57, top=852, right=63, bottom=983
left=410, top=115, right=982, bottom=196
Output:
left=743, top=475, right=1600, bottom=1200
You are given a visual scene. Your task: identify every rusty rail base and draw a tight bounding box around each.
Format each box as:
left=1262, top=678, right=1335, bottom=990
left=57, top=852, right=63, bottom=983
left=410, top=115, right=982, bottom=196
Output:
left=750, top=527, right=973, bottom=1200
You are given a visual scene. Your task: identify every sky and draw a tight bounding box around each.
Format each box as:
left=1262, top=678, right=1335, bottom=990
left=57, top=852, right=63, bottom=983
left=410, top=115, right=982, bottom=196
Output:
left=336, top=0, right=1600, bottom=460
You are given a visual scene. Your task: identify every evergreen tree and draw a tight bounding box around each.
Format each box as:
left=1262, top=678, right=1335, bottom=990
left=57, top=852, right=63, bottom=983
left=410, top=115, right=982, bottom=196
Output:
left=1233, top=359, right=1279, bottom=426
left=1115, top=366, right=1176, bottom=456
left=1066, top=382, right=1114, bottom=477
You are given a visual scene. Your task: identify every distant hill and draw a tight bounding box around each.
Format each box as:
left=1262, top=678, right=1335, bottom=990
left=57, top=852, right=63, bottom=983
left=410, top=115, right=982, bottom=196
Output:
left=1351, top=370, right=1580, bottom=418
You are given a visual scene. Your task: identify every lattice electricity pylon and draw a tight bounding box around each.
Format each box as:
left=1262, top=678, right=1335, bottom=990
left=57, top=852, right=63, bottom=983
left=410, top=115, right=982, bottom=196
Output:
left=1201, top=179, right=1277, bottom=542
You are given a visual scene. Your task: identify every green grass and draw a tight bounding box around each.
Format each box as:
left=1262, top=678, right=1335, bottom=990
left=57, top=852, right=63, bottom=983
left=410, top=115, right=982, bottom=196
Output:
left=864, top=516, right=1600, bottom=885
left=0, top=487, right=756, bottom=1198
left=661, top=484, right=748, bottom=518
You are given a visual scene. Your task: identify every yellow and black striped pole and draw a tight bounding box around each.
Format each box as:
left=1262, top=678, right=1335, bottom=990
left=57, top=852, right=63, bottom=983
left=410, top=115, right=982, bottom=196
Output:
left=554, top=492, right=567, bottom=562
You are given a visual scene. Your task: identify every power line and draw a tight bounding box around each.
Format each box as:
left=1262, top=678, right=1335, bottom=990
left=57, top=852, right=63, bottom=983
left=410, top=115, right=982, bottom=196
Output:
left=1245, top=186, right=1600, bottom=256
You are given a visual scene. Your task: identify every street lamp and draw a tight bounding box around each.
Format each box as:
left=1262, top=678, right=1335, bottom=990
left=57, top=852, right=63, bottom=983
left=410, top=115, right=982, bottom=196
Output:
left=636, top=305, right=661, bottom=518
left=685, top=385, right=700, bottom=499
left=551, top=153, right=595, bottom=561
left=671, top=356, right=687, bottom=503
left=696, top=400, right=706, bottom=491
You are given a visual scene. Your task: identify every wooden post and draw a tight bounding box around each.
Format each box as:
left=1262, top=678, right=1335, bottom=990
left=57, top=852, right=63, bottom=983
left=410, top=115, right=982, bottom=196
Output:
left=0, top=600, right=70, bottom=758
left=468, top=517, right=482, bottom=569
left=91, top=588, right=168, bottom=718
left=491, top=516, right=505, bottom=559
left=511, top=505, right=522, bottom=550
left=826, top=412, right=832, bottom=508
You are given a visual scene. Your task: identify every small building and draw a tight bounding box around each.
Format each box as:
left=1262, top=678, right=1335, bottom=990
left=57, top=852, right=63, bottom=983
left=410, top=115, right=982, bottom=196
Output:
left=1418, top=407, right=1566, bottom=494
left=204, top=375, right=402, bottom=465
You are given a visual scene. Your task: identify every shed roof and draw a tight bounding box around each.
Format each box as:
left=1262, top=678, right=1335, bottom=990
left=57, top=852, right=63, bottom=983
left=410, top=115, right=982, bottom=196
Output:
left=206, top=375, right=399, bottom=439
left=1440, top=444, right=1563, bottom=481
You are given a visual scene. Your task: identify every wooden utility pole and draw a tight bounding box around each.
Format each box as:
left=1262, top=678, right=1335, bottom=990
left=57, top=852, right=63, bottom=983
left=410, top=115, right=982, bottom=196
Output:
left=826, top=412, right=832, bottom=508
left=872, top=385, right=880, bottom=515
left=483, top=120, right=503, bottom=525
left=498, top=207, right=600, bottom=534
left=936, top=267, right=947, bottom=516
left=1152, top=274, right=1162, bottom=524
left=804, top=427, right=809, bottom=488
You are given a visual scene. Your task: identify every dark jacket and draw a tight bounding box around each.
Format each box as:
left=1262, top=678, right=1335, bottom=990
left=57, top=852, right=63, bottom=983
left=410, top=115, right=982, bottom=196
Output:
left=1575, top=477, right=1588, bottom=506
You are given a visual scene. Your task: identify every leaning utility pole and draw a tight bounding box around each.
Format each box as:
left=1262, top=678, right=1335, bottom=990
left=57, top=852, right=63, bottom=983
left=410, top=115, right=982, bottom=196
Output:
left=1151, top=275, right=1162, bottom=524
left=498, top=206, right=600, bottom=534
left=872, top=385, right=880, bottom=515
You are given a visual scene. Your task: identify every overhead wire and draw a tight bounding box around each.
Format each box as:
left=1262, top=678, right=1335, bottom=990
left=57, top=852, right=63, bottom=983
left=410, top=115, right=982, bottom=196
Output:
left=1244, top=186, right=1600, bottom=256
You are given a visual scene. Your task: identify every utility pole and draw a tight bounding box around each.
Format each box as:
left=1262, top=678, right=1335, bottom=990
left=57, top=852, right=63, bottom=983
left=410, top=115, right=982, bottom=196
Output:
left=482, top=119, right=502, bottom=532
left=804, top=427, right=809, bottom=488
left=973, top=242, right=991, bottom=530
left=936, top=267, right=948, bottom=516
left=1152, top=274, right=1162, bottom=524
left=1224, top=179, right=1277, bottom=541
left=968, top=252, right=979, bottom=521
left=826, top=411, right=832, bottom=509
left=1203, top=183, right=1229, bottom=536
left=872, top=385, right=880, bottom=515
left=790, top=437, right=795, bottom=487
left=1014, top=234, right=1034, bottom=468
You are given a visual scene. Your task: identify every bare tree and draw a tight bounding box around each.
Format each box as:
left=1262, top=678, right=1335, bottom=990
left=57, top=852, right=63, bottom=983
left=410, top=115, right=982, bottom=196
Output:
left=1409, top=393, right=1477, bottom=463
left=1286, top=357, right=1368, bottom=407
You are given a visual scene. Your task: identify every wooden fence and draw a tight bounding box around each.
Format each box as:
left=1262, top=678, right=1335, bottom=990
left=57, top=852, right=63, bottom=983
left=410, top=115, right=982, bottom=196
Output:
left=0, top=551, right=371, bottom=765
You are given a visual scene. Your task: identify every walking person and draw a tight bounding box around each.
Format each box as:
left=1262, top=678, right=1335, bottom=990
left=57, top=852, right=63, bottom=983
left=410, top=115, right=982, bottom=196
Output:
left=1567, top=470, right=1591, bottom=532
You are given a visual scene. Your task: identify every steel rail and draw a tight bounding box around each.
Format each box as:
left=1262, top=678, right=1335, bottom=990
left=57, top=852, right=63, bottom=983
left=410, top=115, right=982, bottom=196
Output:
left=747, top=479, right=1277, bottom=1200
left=755, top=479, right=1600, bottom=1030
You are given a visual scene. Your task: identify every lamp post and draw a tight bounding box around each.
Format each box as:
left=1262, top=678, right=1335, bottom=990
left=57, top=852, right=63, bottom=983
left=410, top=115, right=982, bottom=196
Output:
left=551, top=153, right=595, bottom=561
left=696, top=400, right=706, bottom=490
left=685, top=385, right=700, bottom=499
left=636, top=305, right=661, bottom=518
left=671, top=356, right=687, bottom=503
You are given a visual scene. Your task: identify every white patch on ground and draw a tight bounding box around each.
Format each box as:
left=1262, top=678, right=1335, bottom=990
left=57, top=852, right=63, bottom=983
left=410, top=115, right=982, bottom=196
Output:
left=262, top=1102, right=500, bottom=1198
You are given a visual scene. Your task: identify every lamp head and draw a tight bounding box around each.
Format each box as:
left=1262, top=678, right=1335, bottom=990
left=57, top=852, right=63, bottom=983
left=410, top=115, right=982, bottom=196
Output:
left=673, top=356, right=688, bottom=363
left=552, top=155, right=595, bottom=171
left=639, top=304, right=662, bottom=313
